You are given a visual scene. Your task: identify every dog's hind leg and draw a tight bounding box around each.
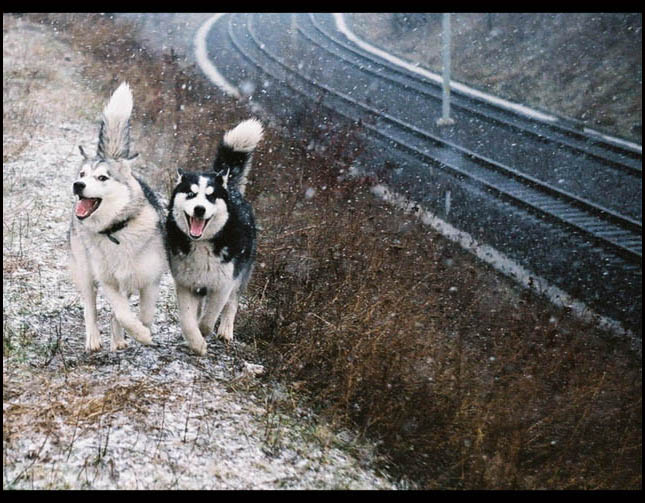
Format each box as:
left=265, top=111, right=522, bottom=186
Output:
left=176, top=284, right=208, bottom=356
left=102, top=283, right=152, bottom=346
left=110, top=286, right=128, bottom=351
left=139, top=280, right=160, bottom=329
left=216, top=290, right=239, bottom=343
left=110, top=315, right=127, bottom=351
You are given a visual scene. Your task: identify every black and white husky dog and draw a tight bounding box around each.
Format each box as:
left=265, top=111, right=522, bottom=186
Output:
left=166, top=119, right=263, bottom=355
left=69, top=82, right=167, bottom=352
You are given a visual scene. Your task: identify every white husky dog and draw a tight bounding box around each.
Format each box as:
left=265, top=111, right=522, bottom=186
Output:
left=69, top=82, right=167, bottom=352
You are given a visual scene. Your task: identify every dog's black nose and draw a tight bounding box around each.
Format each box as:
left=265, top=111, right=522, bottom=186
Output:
left=193, top=205, right=206, bottom=218
left=73, top=181, right=85, bottom=196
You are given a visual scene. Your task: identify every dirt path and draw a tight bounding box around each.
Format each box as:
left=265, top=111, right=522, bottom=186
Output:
left=2, top=15, right=395, bottom=490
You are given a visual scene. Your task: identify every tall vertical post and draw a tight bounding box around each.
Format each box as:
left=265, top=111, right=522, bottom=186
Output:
left=437, top=13, right=455, bottom=126
left=291, top=14, right=297, bottom=45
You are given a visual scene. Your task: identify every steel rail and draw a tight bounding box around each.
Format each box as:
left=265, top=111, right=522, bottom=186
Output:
left=227, top=13, right=641, bottom=264
left=307, top=13, right=642, bottom=170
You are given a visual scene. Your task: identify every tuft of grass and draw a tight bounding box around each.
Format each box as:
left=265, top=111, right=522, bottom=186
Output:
left=20, top=13, right=643, bottom=489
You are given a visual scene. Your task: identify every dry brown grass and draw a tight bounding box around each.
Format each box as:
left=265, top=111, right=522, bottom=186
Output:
left=20, top=13, right=642, bottom=489
left=3, top=373, right=166, bottom=434
left=249, top=146, right=642, bottom=489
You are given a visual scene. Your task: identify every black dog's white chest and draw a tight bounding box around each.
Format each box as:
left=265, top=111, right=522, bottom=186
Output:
left=170, top=241, right=235, bottom=290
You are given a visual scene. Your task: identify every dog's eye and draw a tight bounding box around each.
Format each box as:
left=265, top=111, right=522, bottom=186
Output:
left=80, top=172, right=86, bottom=178
left=186, top=192, right=196, bottom=199
left=98, top=175, right=109, bottom=182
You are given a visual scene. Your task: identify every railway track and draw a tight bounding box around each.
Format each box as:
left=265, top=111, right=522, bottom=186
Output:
left=211, top=12, right=642, bottom=331
left=234, top=13, right=642, bottom=265
left=308, top=14, right=642, bottom=177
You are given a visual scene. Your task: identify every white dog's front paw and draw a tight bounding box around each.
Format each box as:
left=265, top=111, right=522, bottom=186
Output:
left=217, top=321, right=234, bottom=343
left=85, top=329, right=102, bottom=352
left=187, top=335, right=207, bottom=356
left=110, top=338, right=129, bottom=351
left=130, top=325, right=152, bottom=345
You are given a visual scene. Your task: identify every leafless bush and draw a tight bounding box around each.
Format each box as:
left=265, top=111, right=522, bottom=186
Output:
left=250, top=140, right=641, bottom=488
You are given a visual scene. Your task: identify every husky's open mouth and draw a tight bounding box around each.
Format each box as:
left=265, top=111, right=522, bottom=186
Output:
left=75, top=197, right=101, bottom=220
left=185, top=212, right=210, bottom=239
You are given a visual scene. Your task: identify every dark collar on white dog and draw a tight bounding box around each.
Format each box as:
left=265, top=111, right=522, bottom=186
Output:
left=99, top=218, right=132, bottom=245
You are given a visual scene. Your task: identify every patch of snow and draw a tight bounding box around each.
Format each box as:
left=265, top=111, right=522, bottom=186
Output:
left=193, top=14, right=241, bottom=98
left=583, top=127, right=642, bottom=154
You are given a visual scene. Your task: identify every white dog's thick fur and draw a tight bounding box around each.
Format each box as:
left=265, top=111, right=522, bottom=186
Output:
left=69, top=82, right=167, bottom=352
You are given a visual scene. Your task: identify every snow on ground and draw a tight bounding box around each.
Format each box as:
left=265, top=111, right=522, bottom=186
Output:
left=2, top=15, right=396, bottom=490
left=193, top=14, right=241, bottom=98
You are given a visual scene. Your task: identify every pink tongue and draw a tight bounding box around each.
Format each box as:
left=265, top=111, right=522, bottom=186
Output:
left=75, top=198, right=97, bottom=218
left=190, top=216, right=207, bottom=237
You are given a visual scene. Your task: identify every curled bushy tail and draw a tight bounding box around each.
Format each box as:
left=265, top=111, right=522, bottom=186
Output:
left=213, top=118, right=264, bottom=195
left=97, top=82, right=134, bottom=160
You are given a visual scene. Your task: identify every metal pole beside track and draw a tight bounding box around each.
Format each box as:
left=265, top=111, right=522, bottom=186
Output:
left=437, top=13, right=455, bottom=126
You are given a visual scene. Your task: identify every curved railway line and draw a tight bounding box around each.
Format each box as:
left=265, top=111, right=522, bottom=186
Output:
left=203, top=13, right=642, bottom=333
left=308, top=15, right=642, bottom=175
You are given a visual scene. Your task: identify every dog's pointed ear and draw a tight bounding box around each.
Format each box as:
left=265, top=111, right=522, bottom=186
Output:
left=116, top=156, right=139, bottom=177
left=176, top=168, right=185, bottom=183
left=216, top=168, right=230, bottom=189
left=79, top=145, right=89, bottom=159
